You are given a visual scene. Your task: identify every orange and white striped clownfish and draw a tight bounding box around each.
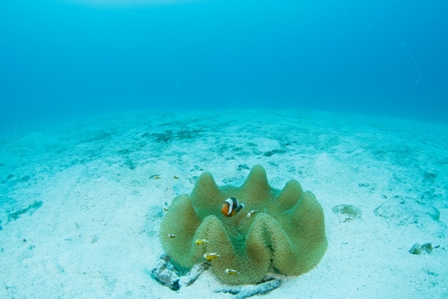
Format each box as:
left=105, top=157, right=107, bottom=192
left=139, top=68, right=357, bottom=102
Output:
left=221, top=197, right=245, bottom=217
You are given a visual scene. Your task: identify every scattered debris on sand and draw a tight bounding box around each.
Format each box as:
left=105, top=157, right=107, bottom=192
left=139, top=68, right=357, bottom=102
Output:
left=332, top=204, right=362, bottom=222
left=213, top=276, right=282, bottom=299
left=149, top=254, right=209, bottom=291
left=408, top=243, right=439, bottom=255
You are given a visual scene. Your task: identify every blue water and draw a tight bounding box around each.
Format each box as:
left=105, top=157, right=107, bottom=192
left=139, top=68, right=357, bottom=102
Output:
left=1, top=0, right=447, bottom=135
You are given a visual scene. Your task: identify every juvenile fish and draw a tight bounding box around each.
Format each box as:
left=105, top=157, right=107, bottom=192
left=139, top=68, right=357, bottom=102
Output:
left=225, top=269, right=240, bottom=275
left=247, top=210, right=258, bottom=218
left=204, top=252, right=220, bottom=261
left=195, top=239, right=208, bottom=245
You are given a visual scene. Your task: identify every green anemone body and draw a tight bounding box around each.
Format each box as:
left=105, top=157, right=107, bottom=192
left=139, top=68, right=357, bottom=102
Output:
left=159, top=165, right=327, bottom=285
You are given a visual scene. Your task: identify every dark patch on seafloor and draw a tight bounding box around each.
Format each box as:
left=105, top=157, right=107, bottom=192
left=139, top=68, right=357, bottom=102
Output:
left=7, top=200, right=43, bottom=223
left=263, top=149, right=287, bottom=157
left=151, top=129, right=202, bottom=143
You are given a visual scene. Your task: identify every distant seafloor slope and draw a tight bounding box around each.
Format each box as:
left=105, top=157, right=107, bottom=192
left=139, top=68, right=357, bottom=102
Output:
left=1, top=0, right=447, bottom=135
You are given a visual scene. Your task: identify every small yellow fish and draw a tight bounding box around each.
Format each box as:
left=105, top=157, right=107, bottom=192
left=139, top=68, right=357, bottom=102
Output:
left=167, top=234, right=176, bottom=238
left=247, top=210, right=258, bottom=218
left=195, top=239, right=209, bottom=245
left=204, top=252, right=220, bottom=261
left=225, top=269, right=240, bottom=275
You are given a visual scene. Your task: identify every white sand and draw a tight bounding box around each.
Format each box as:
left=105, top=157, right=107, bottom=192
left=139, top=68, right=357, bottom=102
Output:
left=1, top=109, right=447, bottom=298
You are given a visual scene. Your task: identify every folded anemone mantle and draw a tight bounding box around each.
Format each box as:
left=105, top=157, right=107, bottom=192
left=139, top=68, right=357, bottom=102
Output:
left=159, top=165, right=327, bottom=285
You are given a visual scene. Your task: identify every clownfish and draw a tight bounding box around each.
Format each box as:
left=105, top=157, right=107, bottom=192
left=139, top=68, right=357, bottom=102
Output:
left=221, top=198, right=245, bottom=217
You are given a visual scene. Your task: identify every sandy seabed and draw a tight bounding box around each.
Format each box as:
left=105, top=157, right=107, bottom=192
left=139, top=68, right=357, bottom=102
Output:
left=0, top=109, right=447, bottom=298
